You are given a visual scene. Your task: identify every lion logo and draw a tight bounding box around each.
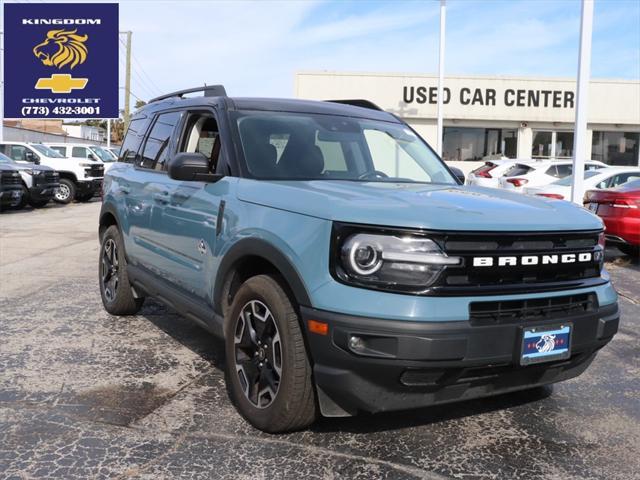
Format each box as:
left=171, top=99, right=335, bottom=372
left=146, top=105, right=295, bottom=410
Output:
left=33, top=29, right=88, bottom=70
left=535, top=334, right=556, bottom=353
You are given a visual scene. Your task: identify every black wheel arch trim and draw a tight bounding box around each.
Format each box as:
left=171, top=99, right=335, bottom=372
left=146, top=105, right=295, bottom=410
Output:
left=213, top=237, right=312, bottom=315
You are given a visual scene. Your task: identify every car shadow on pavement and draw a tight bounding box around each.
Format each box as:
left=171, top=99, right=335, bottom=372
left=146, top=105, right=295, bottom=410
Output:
left=137, top=299, right=556, bottom=435
left=311, top=386, right=553, bottom=434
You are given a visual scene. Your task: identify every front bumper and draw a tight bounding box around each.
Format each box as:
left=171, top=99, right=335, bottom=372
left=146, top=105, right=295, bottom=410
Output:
left=302, top=301, right=619, bottom=416
left=0, top=188, right=23, bottom=207
left=78, top=179, right=103, bottom=195
left=30, top=182, right=60, bottom=200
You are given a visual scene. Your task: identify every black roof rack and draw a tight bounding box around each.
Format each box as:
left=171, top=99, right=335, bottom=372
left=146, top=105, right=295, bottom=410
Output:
left=149, top=85, right=227, bottom=104
left=325, top=99, right=383, bottom=111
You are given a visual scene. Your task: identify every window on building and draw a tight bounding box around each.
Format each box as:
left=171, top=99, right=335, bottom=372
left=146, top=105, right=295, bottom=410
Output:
left=442, top=128, right=517, bottom=161
left=591, top=131, right=640, bottom=166
left=532, top=130, right=574, bottom=159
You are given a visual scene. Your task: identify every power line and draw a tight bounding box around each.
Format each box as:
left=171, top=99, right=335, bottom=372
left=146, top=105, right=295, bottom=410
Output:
left=118, top=37, right=161, bottom=98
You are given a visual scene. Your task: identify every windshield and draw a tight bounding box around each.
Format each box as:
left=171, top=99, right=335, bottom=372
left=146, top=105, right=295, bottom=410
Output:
left=553, top=169, right=602, bottom=186
left=234, top=111, right=456, bottom=184
left=31, top=144, right=64, bottom=158
left=89, top=146, right=115, bottom=162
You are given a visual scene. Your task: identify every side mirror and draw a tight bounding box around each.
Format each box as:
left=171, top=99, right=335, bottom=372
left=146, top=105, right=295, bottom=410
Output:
left=25, top=151, right=40, bottom=164
left=167, top=152, right=223, bottom=183
left=449, top=166, right=465, bottom=184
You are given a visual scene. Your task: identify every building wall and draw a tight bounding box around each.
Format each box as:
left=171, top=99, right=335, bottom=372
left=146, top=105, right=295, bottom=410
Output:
left=2, top=125, right=106, bottom=145
left=295, top=71, right=640, bottom=170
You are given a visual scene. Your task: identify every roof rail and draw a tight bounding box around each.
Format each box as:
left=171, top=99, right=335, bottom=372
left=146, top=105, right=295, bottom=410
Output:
left=149, top=85, right=227, bottom=104
left=325, top=99, right=383, bottom=111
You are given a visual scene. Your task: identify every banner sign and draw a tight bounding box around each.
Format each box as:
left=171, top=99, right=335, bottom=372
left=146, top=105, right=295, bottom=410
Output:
left=3, top=3, right=119, bottom=119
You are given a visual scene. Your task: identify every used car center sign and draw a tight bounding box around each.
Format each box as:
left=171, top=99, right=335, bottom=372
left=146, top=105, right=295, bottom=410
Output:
left=3, top=3, right=118, bottom=119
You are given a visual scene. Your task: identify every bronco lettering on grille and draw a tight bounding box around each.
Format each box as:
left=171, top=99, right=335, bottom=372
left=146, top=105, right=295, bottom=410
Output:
left=473, top=252, right=593, bottom=267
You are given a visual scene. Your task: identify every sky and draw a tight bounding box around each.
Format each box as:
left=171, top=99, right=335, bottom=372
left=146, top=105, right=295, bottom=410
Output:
left=5, top=0, right=640, bottom=104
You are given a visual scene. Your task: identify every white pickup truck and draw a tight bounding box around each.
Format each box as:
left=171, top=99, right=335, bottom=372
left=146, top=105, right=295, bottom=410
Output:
left=0, top=142, right=104, bottom=203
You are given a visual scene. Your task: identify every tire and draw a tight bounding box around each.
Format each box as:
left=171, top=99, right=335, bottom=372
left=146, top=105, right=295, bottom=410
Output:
left=14, top=185, right=29, bottom=210
left=54, top=178, right=76, bottom=204
left=618, top=244, right=640, bottom=257
left=99, top=225, right=145, bottom=315
left=224, top=274, right=317, bottom=433
left=29, top=198, right=49, bottom=208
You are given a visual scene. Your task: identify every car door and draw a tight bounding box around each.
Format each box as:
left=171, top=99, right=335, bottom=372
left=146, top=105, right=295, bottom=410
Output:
left=146, top=109, right=229, bottom=303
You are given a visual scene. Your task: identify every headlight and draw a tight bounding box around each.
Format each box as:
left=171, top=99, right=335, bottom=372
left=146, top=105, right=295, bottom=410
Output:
left=334, top=229, right=462, bottom=293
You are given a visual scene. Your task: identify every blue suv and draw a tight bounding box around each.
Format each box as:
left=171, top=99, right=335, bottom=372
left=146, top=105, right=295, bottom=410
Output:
left=100, top=86, right=619, bottom=432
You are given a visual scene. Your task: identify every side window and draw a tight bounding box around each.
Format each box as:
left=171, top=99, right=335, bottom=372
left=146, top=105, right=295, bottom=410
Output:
left=555, top=164, right=573, bottom=178
left=120, top=117, right=148, bottom=164
left=9, top=145, right=28, bottom=161
left=50, top=146, right=66, bottom=156
left=179, top=113, right=220, bottom=171
left=315, top=132, right=347, bottom=173
left=138, top=111, right=181, bottom=170
left=72, top=146, right=88, bottom=158
left=545, top=165, right=559, bottom=177
left=364, top=129, right=431, bottom=181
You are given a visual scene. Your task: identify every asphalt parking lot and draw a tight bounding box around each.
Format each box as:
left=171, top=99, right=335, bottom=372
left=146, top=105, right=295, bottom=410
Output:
left=1, top=201, right=639, bottom=480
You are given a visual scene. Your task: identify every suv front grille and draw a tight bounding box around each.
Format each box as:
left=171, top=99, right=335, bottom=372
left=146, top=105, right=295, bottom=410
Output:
left=431, top=230, right=604, bottom=295
left=34, top=172, right=60, bottom=186
left=85, top=164, right=104, bottom=178
left=469, top=293, right=598, bottom=325
left=1, top=172, right=21, bottom=186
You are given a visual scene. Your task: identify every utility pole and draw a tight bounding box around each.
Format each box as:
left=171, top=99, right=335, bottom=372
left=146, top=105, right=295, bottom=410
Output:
left=0, top=0, right=5, bottom=143
left=436, top=0, right=446, bottom=157
left=122, top=30, right=132, bottom=130
left=570, top=0, right=594, bottom=204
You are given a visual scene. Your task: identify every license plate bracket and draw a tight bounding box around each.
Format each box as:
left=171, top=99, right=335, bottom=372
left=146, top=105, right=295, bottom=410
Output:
left=520, top=323, right=572, bottom=366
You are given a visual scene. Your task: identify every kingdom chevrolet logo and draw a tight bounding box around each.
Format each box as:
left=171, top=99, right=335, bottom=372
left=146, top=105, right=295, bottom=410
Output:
left=35, top=74, right=88, bottom=93
left=473, top=252, right=595, bottom=267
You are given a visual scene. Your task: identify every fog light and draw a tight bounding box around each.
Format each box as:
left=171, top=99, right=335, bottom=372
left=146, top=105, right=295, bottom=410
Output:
left=349, top=335, right=366, bottom=353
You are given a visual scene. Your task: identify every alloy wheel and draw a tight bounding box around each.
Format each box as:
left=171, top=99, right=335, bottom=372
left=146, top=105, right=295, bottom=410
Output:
left=234, top=300, right=282, bottom=408
left=101, top=238, right=119, bottom=303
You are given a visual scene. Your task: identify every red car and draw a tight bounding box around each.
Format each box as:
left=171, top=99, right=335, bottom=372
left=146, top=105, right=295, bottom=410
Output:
left=584, top=179, right=640, bottom=257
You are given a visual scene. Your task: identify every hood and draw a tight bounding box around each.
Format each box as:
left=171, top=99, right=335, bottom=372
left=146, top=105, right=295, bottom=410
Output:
left=7, top=161, right=53, bottom=172
left=237, top=179, right=603, bottom=232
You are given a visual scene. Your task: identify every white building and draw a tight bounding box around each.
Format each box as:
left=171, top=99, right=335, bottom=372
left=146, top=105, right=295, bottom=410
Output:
left=295, top=72, right=640, bottom=172
left=62, top=124, right=107, bottom=143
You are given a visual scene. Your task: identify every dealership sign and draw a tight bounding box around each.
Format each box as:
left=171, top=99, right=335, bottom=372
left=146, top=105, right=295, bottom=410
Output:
left=403, top=86, right=575, bottom=109
left=3, top=3, right=119, bottom=119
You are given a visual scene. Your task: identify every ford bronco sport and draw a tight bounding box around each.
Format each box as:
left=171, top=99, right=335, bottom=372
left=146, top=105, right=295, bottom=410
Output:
left=99, top=86, right=619, bottom=433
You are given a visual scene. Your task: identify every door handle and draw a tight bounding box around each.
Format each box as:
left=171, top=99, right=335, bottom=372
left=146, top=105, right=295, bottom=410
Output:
left=153, top=192, right=170, bottom=204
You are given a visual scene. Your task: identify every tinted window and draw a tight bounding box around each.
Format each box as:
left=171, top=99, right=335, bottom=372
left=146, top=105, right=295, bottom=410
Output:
left=610, top=172, right=640, bottom=187
left=120, top=117, right=150, bottom=164
left=72, top=146, right=88, bottom=158
left=139, top=112, right=181, bottom=170
left=505, top=164, right=533, bottom=177
left=555, top=164, right=573, bottom=177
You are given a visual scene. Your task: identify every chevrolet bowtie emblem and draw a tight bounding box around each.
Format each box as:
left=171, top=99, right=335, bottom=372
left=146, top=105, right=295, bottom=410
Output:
left=35, top=74, right=88, bottom=93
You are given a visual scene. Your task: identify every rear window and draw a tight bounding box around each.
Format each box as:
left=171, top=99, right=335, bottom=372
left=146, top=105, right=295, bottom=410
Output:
left=504, top=164, right=533, bottom=177
left=471, top=162, right=496, bottom=175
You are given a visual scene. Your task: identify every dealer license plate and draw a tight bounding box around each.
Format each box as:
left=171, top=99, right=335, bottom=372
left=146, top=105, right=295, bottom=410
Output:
left=520, top=324, right=571, bottom=366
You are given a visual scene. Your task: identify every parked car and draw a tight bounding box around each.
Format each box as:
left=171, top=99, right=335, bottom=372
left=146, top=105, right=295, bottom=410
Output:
left=0, top=142, right=103, bottom=204
left=499, top=160, right=607, bottom=192
left=0, top=152, right=60, bottom=208
left=100, top=86, right=619, bottom=433
left=585, top=179, right=640, bottom=257
left=0, top=162, right=23, bottom=211
left=467, top=159, right=534, bottom=188
left=45, top=142, right=114, bottom=174
left=525, top=167, right=640, bottom=200
left=105, top=147, right=120, bottom=159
